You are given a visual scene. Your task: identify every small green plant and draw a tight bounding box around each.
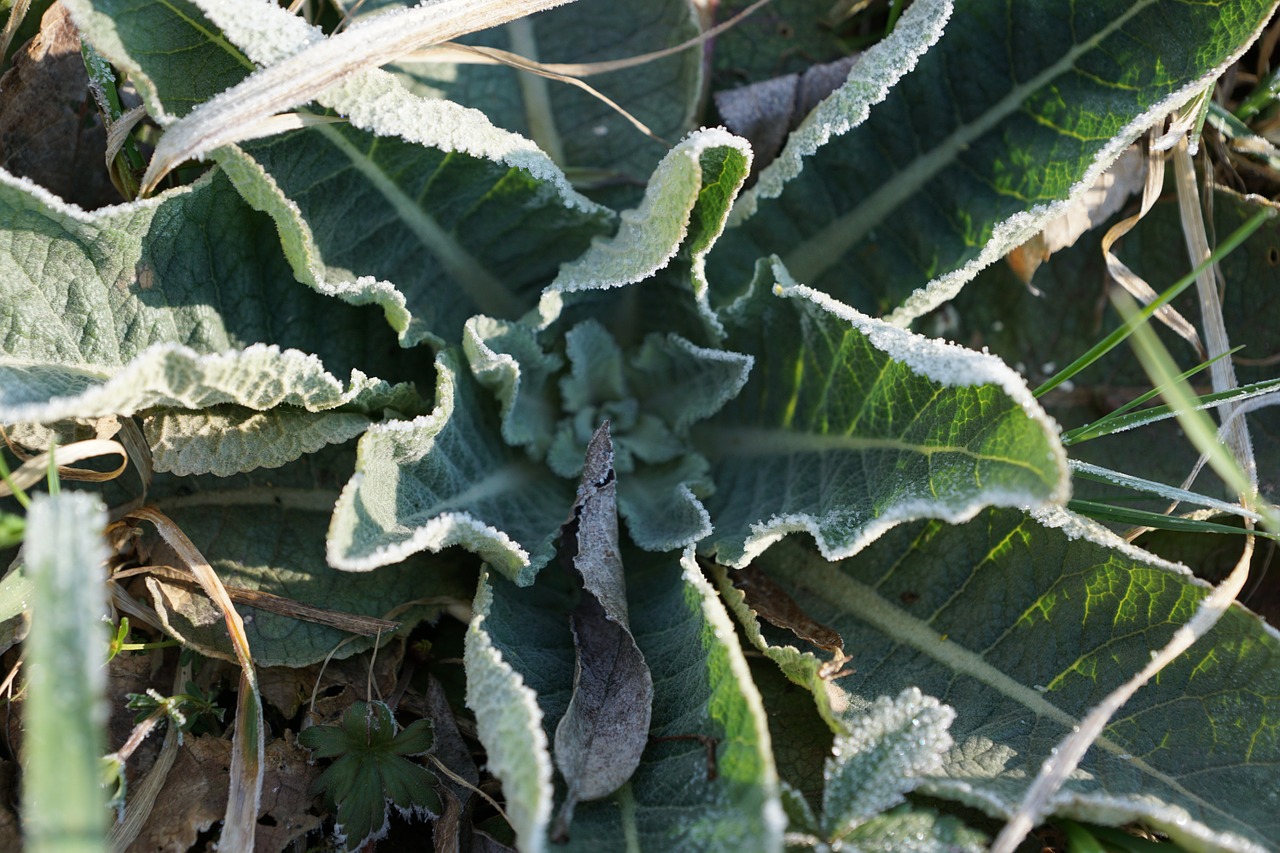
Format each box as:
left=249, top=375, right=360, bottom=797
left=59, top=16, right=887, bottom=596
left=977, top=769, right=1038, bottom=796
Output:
left=298, top=700, right=441, bottom=851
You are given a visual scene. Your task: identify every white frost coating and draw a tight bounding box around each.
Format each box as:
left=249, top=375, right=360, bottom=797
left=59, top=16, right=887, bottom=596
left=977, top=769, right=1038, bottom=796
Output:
left=729, top=0, right=953, bottom=224
left=731, top=489, right=1052, bottom=568
left=0, top=162, right=185, bottom=218
left=774, top=268, right=1061, bottom=433
left=537, top=128, right=752, bottom=327
left=157, top=0, right=600, bottom=213
left=464, top=572, right=553, bottom=853
left=0, top=342, right=372, bottom=423
left=1029, top=505, right=1197, bottom=577
left=888, top=28, right=1273, bottom=328
left=678, top=547, right=787, bottom=848
left=188, top=0, right=323, bottom=66
left=326, top=491, right=532, bottom=576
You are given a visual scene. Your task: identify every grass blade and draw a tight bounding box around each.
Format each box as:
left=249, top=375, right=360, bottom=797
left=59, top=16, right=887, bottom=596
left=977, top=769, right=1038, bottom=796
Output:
left=23, top=492, right=110, bottom=853
left=1069, top=460, right=1267, bottom=522
left=1062, top=373, right=1280, bottom=444
left=1068, top=499, right=1278, bottom=540
left=1032, top=206, right=1273, bottom=398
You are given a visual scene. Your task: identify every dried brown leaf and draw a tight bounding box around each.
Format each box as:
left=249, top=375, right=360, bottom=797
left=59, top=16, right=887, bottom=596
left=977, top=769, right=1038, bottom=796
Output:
left=730, top=562, right=851, bottom=677
left=125, top=732, right=320, bottom=853
left=0, top=1, right=118, bottom=208
left=715, top=55, right=858, bottom=177
left=551, top=423, right=653, bottom=841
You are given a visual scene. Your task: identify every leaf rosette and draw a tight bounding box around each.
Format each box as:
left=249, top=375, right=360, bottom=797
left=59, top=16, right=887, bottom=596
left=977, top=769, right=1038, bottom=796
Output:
left=467, top=315, right=753, bottom=552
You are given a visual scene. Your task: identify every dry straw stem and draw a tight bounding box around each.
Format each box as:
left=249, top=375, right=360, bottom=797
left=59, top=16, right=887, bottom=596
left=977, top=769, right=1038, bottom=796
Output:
left=114, top=563, right=401, bottom=636
left=140, top=0, right=580, bottom=194
left=124, top=507, right=264, bottom=851
left=1171, top=135, right=1258, bottom=484
left=0, top=437, right=128, bottom=497
left=1100, top=136, right=1204, bottom=354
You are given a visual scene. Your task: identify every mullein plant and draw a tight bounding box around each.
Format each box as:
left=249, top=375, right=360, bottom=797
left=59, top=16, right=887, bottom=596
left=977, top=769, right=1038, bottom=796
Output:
left=0, top=0, right=1279, bottom=850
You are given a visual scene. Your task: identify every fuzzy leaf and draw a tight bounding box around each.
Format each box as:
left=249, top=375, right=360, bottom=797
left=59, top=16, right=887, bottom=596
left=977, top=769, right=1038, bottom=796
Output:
left=844, top=807, right=987, bottom=853
left=0, top=168, right=425, bottom=470
left=299, top=700, right=442, bottom=852
left=823, top=688, right=954, bottom=840
left=743, top=508, right=1280, bottom=853
left=143, top=407, right=373, bottom=477
left=70, top=0, right=615, bottom=348
left=464, top=315, right=564, bottom=457
left=22, top=492, right=110, bottom=851
left=464, top=567, right=555, bottom=853
left=327, top=348, right=574, bottom=583
left=133, top=446, right=472, bottom=668
left=551, top=424, right=653, bottom=837
left=467, top=547, right=782, bottom=851
left=465, top=315, right=750, bottom=552
left=709, top=0, right=1278, bottom=323
left=698, top=260, right=1068, bottom=567
left=380, top=0, right=704, bottom=203
left=537, top=129, right=752, bottom=331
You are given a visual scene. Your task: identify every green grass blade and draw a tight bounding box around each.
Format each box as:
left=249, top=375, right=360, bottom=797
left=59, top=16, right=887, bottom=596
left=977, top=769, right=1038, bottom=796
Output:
left=1068, top=499, right=1279, bottom=540
left=1033, top=207, right=1273, bottom=398
left=1119, top=291, right=1277, bottom=529
left=0, top=448, right=29, bottom=510
left=0, top=512, right=23, bottom=548
left=22, top=492, right=110, bottom=853
left=1059, top=346, right=1238, bottom=443
left=1069, top=460, right=1266, bottom=522
left=1062, top=373, right=1280, bottom=444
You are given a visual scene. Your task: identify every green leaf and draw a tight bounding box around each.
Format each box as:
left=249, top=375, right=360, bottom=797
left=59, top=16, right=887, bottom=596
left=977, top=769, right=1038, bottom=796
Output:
left=0, top=168, right=426, bottom=470
left=143, top=407, right=373, bottom=477
left=464, top=315, right=565, bottom=458
left=844, top=807, right=987, bottom=853
left=136, top=446, right=473, bottom=668
left=299, top=700, right=442, bottom=852
left=63, top=0, right=253, bottom=122
left=822, top=688, right=954, bottom=840
left=22, top=492, right=110, bottom=853
left=537, top=128, right=752, bottom=333
left=745, top=508, right=1280, bottom=852
left=709, top=0, right=1278, bottom=323
left=135, top=0, right=616, bottom=348
left=327, top=349, right=575, bottom=584
left=540, top=320, right=752, bottom=551
left=380, top=0, right=704, bottom=201
left=466, top=548, right=783, bottom=851
left=698, top=260, right=1068, bottom=567
left=70, top=0, right=615, bottom=347
left=464, top=566, right=556, bottom=853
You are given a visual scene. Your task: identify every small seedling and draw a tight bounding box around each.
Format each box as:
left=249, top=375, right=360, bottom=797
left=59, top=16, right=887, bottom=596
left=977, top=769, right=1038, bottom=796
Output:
left=298, top=700, right=442, bottom=852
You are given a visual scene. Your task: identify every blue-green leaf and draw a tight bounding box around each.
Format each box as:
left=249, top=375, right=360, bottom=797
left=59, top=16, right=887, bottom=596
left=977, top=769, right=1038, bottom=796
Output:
left=327, top=349, right=573, bottom=584
left=698, top=259, right=1068, bottom=566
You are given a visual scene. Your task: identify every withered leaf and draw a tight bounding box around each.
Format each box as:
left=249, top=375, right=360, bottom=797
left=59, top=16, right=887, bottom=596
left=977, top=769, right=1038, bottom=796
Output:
left=714, top=55, right=859, bottom=177
left=0, top=2, right=119, bottom=209
left=551, top=423, right=654, bottom=841
left=730, top=562, right=852, bottom=679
